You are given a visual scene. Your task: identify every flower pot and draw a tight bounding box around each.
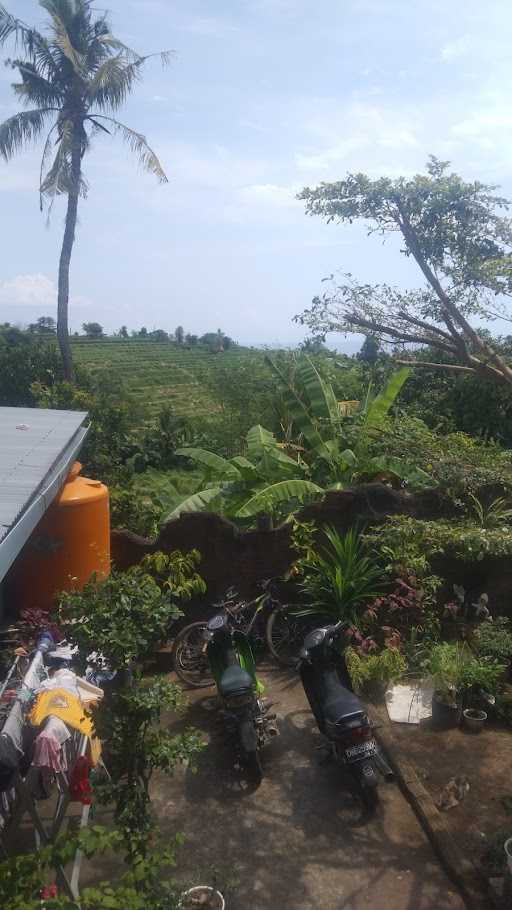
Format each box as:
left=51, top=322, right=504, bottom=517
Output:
left=431, top=692, right=462, bottom=729
left=463, top=708, right=487, bottom=733
left=181, top=886, right=225, bottom=910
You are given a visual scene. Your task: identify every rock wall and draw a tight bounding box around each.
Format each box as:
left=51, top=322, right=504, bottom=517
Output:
left=111, top=483, right=446, bottom=601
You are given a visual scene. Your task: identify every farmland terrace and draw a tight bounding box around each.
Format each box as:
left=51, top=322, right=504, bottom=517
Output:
left=72, top=339, right=270, bottom=421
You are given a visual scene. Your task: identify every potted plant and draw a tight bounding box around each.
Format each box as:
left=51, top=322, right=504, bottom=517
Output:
left=181, top=886, right=225, bottom=909
left=462, top=707, right=487, bottom=733
left=428, top=642, right=469, bottom=728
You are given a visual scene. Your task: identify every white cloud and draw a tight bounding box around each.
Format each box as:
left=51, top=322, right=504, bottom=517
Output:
left=295, top=102, right=420, bottom=176
left=0, top=274, right=92, bottom=315
left=0, top=274, right=56, bottom=309
left=238, top=183, right=300, bottom=209
left=441, top=35, right=473, bottom=61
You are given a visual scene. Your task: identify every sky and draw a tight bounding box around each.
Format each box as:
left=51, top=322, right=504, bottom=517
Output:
left=1, top=0, right=512, bottom=348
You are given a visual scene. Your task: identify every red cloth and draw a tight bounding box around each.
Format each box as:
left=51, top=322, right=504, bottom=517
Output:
left=69, top=755, right=92, bottom=805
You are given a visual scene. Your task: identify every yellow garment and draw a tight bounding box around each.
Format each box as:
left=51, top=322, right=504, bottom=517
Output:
left=29, top=688, right=101, bottom=766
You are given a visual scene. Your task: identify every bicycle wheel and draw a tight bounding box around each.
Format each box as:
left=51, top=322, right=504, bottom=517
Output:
left=266, top=606, right=312, bottom=668
left=172, top=622, right=214, bottom=688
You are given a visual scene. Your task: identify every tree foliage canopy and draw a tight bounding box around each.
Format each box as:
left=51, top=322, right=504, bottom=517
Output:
left=297, top=157, right=512, bottom=386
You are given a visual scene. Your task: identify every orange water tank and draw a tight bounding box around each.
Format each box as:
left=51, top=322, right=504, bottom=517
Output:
left=7, top=462, right=110, bottom=613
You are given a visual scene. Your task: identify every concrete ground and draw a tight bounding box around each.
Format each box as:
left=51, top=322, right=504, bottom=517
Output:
left=152, top=666, right=469, bottom=910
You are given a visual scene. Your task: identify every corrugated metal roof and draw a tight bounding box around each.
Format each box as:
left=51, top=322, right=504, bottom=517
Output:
left=0, top=407, right=88, bottom=545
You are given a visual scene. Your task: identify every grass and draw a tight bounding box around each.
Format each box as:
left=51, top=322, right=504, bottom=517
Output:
left=72, top=339, right=271, bottom=421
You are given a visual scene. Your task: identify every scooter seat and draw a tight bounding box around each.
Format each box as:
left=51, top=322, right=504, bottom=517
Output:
left=322, top=684, right=363, bottom=725
left=219, top=665, right=253, bottom=697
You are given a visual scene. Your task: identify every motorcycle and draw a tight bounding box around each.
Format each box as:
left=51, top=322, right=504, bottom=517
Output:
left=298, top=619, right=392, bottom=808
left=204, top=606, right=278, bottom=783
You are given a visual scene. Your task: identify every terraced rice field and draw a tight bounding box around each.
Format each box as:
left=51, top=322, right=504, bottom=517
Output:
left=72, top=340, right=267, bottom=420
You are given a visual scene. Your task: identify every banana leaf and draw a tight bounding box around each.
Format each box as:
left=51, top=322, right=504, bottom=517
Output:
left=165, top=486, right=223, bottom=520
left=236, top=479, right=324, bottom=519
left=364, top=367, right=411, bottom=430
left=175, top=447, right=241, bottom=480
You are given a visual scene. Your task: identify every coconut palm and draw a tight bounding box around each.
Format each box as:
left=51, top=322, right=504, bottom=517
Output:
left=0, top=1, right=168, bottom=380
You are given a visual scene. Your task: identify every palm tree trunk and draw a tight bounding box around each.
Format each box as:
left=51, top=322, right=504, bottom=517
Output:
left=57, top=129, right=81, bottom=382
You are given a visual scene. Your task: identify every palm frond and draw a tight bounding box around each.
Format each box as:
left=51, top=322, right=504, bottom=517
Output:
left=11, top=61, right=64, bottom=107
left=39, top=0, right=86, bottom=74
left=88, top=55, right=144, bottom=110
left=88, top=114, right=168, bottom=182
left=40, top=119, right=87, bottom=201
left=0, top=108, right=53, bottom=161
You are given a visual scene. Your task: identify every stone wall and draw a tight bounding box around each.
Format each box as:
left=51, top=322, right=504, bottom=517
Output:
left=111, top=483, right=445, bottom=601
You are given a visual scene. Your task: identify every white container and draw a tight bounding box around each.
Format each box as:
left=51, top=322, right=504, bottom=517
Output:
left=181, top=886, right=225, bottom=910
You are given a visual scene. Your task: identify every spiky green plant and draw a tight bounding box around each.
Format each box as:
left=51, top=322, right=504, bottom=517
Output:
left=0, top=1, right=168, bottom=379
left=296, top=526, right=385, bottom=625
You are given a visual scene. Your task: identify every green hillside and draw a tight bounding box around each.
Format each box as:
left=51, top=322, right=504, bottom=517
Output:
left=72, top=340, right=270, bottom=420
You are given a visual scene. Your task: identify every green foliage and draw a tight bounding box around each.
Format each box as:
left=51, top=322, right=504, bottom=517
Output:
left=172, top=423, right=318, bottom=523
left=345, top=646, right=406, bottom=695
left=473, top=618, right=512, bottom=663
left=58, top=553, right=205, bottom=670
left=467, top=492, right=512, bottom=528
left=371, top=514, right=512, bottom=564
left=0, top=827, right=183, bottom=909
left=92, top=678, right=203, bottom=859
left=428, top=642, right=505, bottom=701
left=0, top=333, right=64, bottom=406
left=295, top=527, right=385, bottom=625
left=297, top=158, right=512, bottom=386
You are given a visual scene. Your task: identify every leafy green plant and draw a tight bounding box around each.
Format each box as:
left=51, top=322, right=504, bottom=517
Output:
left=173, top=423, right=322, bottom=523
left=92, top=678, right=203, bottom=859
left=345, top=646, right=406, bottom=695
left=295, top=527, right=385, bottom=625
left=428, top=642, right=505, bottom=703
left=468, top=492, right=512, bottom=528
left=0, top=827, right=183, bottom=909
left=474, top=618, right=512, bottom=663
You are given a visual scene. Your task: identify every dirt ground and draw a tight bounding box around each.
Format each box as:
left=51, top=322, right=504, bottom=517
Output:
left=375, top=704, right=512, bottom=875
left=144, top=665, right=469, bottom=909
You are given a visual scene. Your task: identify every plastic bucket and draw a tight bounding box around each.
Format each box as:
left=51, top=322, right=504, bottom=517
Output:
left=181, top=886, right=225, bottom=910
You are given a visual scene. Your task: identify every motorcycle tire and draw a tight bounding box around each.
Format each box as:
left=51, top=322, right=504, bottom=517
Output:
left=355, top=761, right=379, bottom=811
left=266, top=605, right=311, bottom=668
left=243, top=748, right=263, bottom=785
left=171, top=622, right=214, bottom=688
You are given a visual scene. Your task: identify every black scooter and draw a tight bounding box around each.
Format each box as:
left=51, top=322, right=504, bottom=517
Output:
left=204, top=609, right=278, bottom=783
left=298, top=619, right=392, bottom=808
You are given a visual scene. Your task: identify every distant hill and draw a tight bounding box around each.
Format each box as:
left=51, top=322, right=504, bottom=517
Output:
left=71, top=338, right=272, bottom=421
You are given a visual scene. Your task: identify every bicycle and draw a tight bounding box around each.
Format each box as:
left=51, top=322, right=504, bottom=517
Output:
left=171, top=581, right=316, bottom=688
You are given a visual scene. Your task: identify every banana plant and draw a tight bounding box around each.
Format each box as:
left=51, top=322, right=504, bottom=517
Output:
left=266, top=355, right=432, bottom=489
left=167, top=425, right=324, bottom=523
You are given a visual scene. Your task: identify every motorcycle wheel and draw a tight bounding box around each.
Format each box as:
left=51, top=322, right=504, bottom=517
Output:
left=266, top=606, right=311, bottom=668
left=355, top=762, right=379, bottom=811
left=171, top=622, right=214, bottom=688
left=243, top=748, right=263, bottom=785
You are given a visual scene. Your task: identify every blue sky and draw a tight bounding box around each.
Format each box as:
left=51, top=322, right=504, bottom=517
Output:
left=1, top=0, right=511, bottom=348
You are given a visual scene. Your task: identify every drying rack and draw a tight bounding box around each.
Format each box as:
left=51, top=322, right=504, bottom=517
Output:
left=0, top=642, right=105, bottom=899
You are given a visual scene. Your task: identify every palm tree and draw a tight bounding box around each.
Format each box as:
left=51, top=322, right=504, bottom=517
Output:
left=0, top=1, right=168, bottom=380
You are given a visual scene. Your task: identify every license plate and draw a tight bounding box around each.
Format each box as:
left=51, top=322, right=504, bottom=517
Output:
left=345, top=740, right=377, bottom=763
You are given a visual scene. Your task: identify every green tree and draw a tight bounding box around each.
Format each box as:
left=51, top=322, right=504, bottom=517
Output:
left=0, top=1, right=168, bottom=381
left=175, top=325, right=184, bottom=344
left=27, top=315, right=57, bottom=334
left=297, top=157, right=512, bottom=387
left=357, top=335, right=381, bottom=365
left=119, top=324, right=128, bottom=338
left=82, top=320, right=103, bottom=338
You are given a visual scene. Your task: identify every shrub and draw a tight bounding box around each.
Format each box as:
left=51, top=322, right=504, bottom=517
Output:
left=345, top=646, right=406, bottom=695
left=474, top=617, right=512, bottom=663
